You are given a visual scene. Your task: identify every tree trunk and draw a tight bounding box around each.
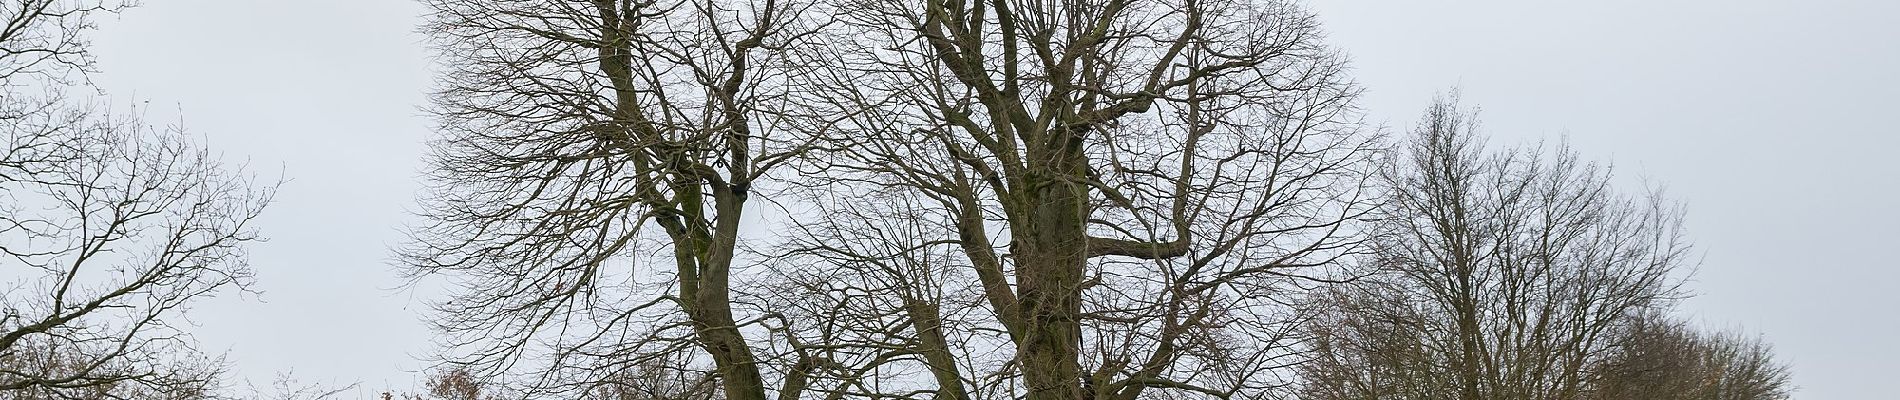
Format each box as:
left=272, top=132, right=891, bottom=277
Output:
left=1012, top=135, right=1090, bottom=400
left=686, top=188, right=769, bottom=400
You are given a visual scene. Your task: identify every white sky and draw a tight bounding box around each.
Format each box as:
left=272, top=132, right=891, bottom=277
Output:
left=87, top=0, right=1898, bottom=398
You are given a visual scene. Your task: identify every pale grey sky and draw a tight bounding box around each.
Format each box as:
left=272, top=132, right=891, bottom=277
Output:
left=88, top=0, right=1897, bottom=398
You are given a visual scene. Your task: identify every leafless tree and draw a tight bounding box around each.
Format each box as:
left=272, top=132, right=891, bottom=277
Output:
left=0, top=1, right=274, bottom=399
left=1587, top=312, right=1792, bottom=400
left=402, top=0, right=830, bottom=399
left=0, top=335, right=225, bottom=400
left=1297, top=97, right=1692, bottom=400
left=241, top=372, right=359, bottom=400
left=380, top=361, right=718, bottom=400
left=408, top=0, right=1377, bottom=399
left=0, top=108, right=265, bottom=400
left=418, top=368, right=500, bottom=400
left=581, top=352, right=721, bottom=400
left=769, top=0, right=1382, bottom=398
left=0, top=0, right=123, bottom=83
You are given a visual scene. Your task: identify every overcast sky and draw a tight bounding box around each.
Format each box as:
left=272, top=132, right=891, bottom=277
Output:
left=88, top=0, right=1897, bottom=398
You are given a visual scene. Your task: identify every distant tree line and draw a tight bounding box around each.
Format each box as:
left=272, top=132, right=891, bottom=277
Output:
left=1295, top=98, right=1791, bottom=400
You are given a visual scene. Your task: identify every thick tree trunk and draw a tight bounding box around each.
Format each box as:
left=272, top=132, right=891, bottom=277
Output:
left=1012, top=136, right=1091, bottom=400
left=692, top=304, right=769, bottom=400
left=596, top=3, right=771, bottom=398
left=688, top=189, right=770, bottom=400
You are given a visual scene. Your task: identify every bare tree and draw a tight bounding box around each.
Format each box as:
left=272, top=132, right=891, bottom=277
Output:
left=0, top=0, right=123, bottom=83
left=0, top=334, right=225, bottom=400
left=1298, top=97, right=1692, bottom=400
left=402, top=0, right=829, bottom=398
left=0, top=107, right=266, bottom=400
left=378, top=361, right=718, bottom=400
left=407, top=0, right=1377, bottom=399
left=419, top=368, right=500, bottom=400
left=0, top=1, right=274, bottom=399
left=769, top=0, right=1382, bottom=398
left=241, top=372, right=359, bottom=400
left=581, top=352, right=721, bottom=400
left=1587, top=312, right=1792, bottom=400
